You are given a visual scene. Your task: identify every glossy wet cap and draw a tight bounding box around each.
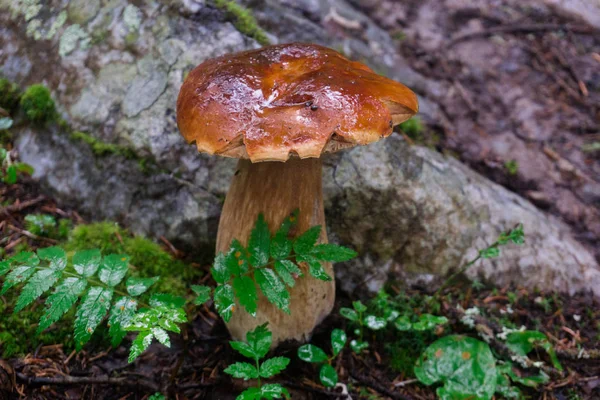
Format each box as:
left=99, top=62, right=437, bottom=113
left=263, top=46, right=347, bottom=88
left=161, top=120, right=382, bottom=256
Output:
left=177, top=43, right=418, bottom=162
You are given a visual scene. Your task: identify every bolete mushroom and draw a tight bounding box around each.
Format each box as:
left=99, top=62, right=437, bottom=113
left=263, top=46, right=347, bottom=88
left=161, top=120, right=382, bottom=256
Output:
left=177, top=43, right=418, bottom=345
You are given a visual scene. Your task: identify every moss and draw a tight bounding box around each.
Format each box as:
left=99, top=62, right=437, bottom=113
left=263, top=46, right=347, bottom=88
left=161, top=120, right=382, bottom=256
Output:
left=63, top=222, right=202, bottom=294
left=214, top=0, right=270, bottom=45
left=20, top=84, right=57, bottom=125
left=399, top=117, right=424, bottom=140
left=0, top=78, right=21, bottom=113
left=504, top=160, right=519, bottom=176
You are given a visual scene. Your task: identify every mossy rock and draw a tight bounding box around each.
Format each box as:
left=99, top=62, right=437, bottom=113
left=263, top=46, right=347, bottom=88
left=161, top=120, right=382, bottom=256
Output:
left=0, top=78, right=21, bottom=113
left=20, top=84, right=57, bottom=125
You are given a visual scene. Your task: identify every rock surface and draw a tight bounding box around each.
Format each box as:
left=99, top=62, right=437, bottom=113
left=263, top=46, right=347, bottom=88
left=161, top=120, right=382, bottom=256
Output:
left=1, top=0, right=598, bottom=296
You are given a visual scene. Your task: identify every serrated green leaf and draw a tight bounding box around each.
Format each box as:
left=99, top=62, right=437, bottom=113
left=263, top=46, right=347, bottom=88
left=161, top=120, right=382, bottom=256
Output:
left=14, top=269, right=62, bottom=312
left=233, top=275, right=258, bottom=316
left=246, top=323, right=272, bottom=359
left=413, top=314, right=448, bottom=331
left=270, top=210, right=298, bottom=260
left=148, top=393, right=166, bottom=400
left=37, top=247, right=67, bottom=270
left=414, top=335, right=496, bottom=400
left=224, top=362, right=259, bottom=380
left=479, top=247, right=500, bottom=259
left=126, top=276, right=159, bottom=296
left=0, top=261, right=9, bottom=277
left=125, top=305, right=186, bottom=334
left=128, top=330, right=153, bottom=363
left=255, top=269, right=290, bottom=313
left=214, top=284, right=235, bottom=322
left=311, top=243, right=357, bottom=262
left=191, top=285, right=211, bottom=305
left=293, top=225, right=322, bottom=255
left=261, top=383, right=290, bottom=400
left=237, top=387, right=261, bottom=400
left=350, top=339, right=369, bottom=353
left=248, top=213, right=270, bottom=267
left=339, top=307, right=358, bottom=321
left=230, top=340, right=257, bottom=359
left=298, top=255, right=331, bottom=281
left=274, top=260, right=302, bottom=287
left=319, top=364, right=338, bottom=388
left=38, top=277, right=87, bottom=333
left=98, top=254, right=129, bottom=286
left=1, top=265, right=36, bottom=295
left=259, top=356, right=290, bottom=378
left=149, top=293, right=186, bottom=308
left=9, top=251, right=39, bottom=265
left=108, top=296, right=138, bottom=347
left=211, top=252, right=230, bottom=284
left=331, top=329, right=347, bottom=356
left=352, top=300, right=367, bottom=313
left=394, top=315, right=412, bottom=331
left=297, top=344, right=327, bottom=363
left=229, top=239, right=249, bottom=274
left=152, top=327, right=170, bottom=347
left=74, top=286, right=113, bottom=350
left=72, top=249, right=101, bottom=277
left=365, top=315, right=387, bottom=330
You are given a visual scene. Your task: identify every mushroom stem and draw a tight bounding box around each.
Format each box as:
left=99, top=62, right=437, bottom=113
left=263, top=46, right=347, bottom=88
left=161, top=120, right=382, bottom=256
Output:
left=216, top=157, right=335, bottom=346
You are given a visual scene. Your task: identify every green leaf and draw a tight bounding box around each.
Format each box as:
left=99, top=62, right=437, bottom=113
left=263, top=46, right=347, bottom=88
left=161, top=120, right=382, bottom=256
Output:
left=229, top=239, right=249, bottom=274
left=72, top=249, right=102, bottom=277
left=498, top=361, right=548, bottom=389
left=298, top=254, right=332, bottom=281
left=224, top=362, right=259, bottom=380
left=125, top=306, right=186, bottom=334
left=211, top=252, right=230, bottom=284
left=14, top=269, right=62, bottom=312
left=149, top=293, right=186, bottom=308
left=261, top=383, right=290, bottom=400
left=413, top=314, right=448, bottom=331
left=365, top=315, right=387, bottom=330
left=98, top=254, right=129, bottom=287
left=479, top=247, right=500, bottom=259
left=331, top=329, right=347, bottom=356
left=350, top=340, right=369, bottom=353
left=233, top=275, right=258, bottom=316
left=128, top=330, right=153, bottom=363
left=74, top=287, right=113, bottom=350
left=319, top=364, right=338, bottom=388
left=297, top=344, right=328, bottom=363
left=246, top=323, right=272, bottom=360
left=214, top=284, right=235, bottom=322
left=38, top=277, right=87, bottom=333
left=1, top=265, right=36, bottom=295
left=9, top=251, right=39, bottom=265
left=505, top=331, right=562, bottom=371
left=230, top=340, right=257, bottom=359
left=293, top=225, right=322, bottom=255
left=108, top=296, right=138, bottom=347
left=274, top=260, right=302, bottom=287
left=414, top=335, right=497, bottom=400
left=255, top=269, right=290, bottom=313
left=311, top=243, right=357, bottom=262
left=0, top=261, right=9, bottom=277
left=37, top=247, right=67, bottom=270
left=270, top=210, right=298, bottom=259
left=191, top=285, right=212, bottom=305
left=236, top=387, right=261, bottom=400
left=248, top=213, right=270, bottom=267
left=352, top=300, right=367, bottom=313
left=148, top=393, right=166, bottom=400
left=6, top=165, right=16, bottom=184
left=152, top=327, right=170, bottom=347
left=394, top=316, right=412, bottom=331
left=339, top=307, right=358, bottom=321
left=126, top=276, right=159, bottom=296
left=259, top=356, right=290, bottom=378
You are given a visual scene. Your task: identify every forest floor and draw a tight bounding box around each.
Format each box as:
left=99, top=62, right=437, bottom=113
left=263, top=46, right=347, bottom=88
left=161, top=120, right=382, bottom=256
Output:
left=1, top=176, right=599, bottom=399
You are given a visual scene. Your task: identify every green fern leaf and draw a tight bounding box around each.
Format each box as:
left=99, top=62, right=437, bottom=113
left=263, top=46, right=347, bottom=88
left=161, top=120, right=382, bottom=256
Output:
left=248, top=214, right=270, bottom=267
left=229, top=239, right=249, bottom=274
left=37, top=247, right=67, bottom=270
left=311, top=244, right=357, bottom=262
left=128, top=330, right=153, bottom=363
left=255, top=269, right=290, bottom=313
left=9, top=251, right=39, bottom=265
left=108, top=296, right=138, bottom=347
left=233, top=275, right=258, bottom=316
left=126, top=277, right=159, bottom=296
left=270, top=209, right=298, bottom=260
left=38, top=277, right=87, bottom=333
left=14, top=269, right=62, bottom=312
left=74, top=286, right=113, bottom=350
left=149, top=293, right=186, bottom=308
left=298, top=255, right=332, bottom=281
left=293, top=226, right=322, bottom=255
left=214, top=284, right=235, bottom=322
left=0, top=261, right=10, bottom=277
left=151, top=327, right=170, bottom=347
left=73, top=249, right=101, bottom=277
left=1, top=265, right=37, bottom=295
left=98, top=254, right=129, bottom=287
left=191, top=285, right=211, bottom=305
left=274, top=260, right=302, bottom=287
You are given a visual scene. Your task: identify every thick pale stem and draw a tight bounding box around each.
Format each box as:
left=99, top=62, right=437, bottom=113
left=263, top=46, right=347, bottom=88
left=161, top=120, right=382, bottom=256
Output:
left=216, top=158, right=334, bottom=346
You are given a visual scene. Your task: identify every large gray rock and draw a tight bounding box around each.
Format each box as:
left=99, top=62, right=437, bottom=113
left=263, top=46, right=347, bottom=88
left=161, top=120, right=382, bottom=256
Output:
left=2, top=0, right=598, bottom=296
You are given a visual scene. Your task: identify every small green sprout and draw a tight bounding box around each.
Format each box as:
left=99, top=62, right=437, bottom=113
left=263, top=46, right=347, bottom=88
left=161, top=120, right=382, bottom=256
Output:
left=297, top=329, right=346, bottom=388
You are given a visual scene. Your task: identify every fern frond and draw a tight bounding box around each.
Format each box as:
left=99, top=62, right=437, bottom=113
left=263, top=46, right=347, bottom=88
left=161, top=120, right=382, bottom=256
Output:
left=14, top=269, right=62, bottom=312
left=38, top=277, right=87, bottom=334
left=74, top=286, right=113, bottom=350
left=108, top=296, right=138, bottom=347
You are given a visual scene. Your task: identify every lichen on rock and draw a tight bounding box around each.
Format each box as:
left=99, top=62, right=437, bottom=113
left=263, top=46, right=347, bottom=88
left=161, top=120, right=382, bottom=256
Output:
left=59, top=24, right=90, bottom=57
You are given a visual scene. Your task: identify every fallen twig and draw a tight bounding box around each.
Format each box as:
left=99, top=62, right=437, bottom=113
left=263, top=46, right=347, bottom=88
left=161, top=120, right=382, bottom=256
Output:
left=0, top=196, right=46, bottom=214
left=348, top=357, right=412, bottom=400
left=16, top=372, right=159, bottom=392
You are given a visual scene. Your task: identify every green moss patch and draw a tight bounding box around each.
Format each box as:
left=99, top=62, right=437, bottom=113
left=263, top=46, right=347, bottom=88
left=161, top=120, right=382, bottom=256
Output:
left=0, top=78, right=21, bottom=113
left=20, top=84, right=57, bottom=125
left=214, top=0, right=270, bottom=45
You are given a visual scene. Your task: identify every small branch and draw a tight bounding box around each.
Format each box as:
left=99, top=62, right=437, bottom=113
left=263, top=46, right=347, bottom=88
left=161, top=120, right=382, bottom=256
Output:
left=445, top=23, right=596, bottom=49
left=16, top=372, right=159, bottom=393
left=0, top=196, right=45, bottom=214
left=7, top=224, right=58, bottom=244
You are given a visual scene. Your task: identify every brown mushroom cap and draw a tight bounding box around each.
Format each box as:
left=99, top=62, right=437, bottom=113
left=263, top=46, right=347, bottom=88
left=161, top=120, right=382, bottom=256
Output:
left=177, top=43, right=418, bottom=162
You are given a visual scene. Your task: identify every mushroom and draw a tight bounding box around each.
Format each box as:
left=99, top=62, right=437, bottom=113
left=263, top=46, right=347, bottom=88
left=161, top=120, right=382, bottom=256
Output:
left=177, top=43, right=418, bottom=345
